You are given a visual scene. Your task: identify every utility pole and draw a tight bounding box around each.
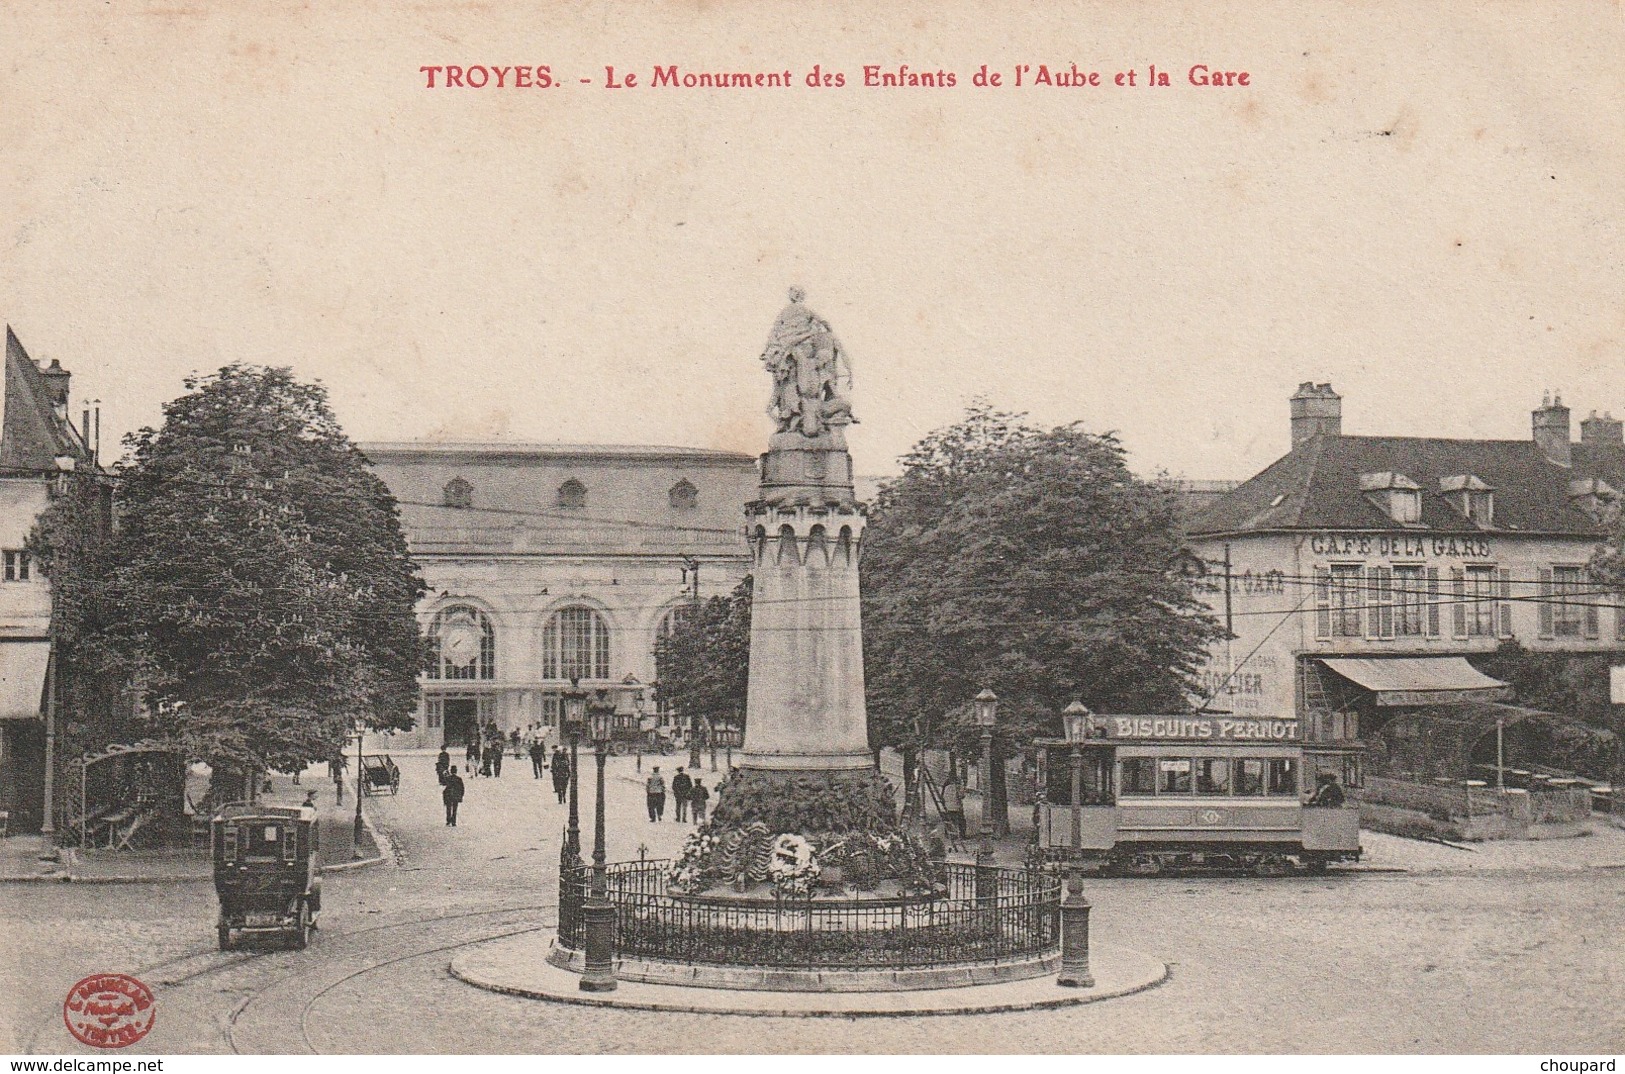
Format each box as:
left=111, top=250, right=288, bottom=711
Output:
left=681, top=555, right=702, bottom=770
left=1222, top=543, right=1234, bottom=712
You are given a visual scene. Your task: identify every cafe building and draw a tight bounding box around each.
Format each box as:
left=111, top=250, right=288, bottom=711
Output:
left=1185, top=384, right=1625, bottom=779
left=359, top=441, right=757, bottom=750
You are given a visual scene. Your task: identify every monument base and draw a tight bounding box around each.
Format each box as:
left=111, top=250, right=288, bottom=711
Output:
left=671, top=768, right=938, bottom=896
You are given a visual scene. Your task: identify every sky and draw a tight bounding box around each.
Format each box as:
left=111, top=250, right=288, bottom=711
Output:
left=3, top=2, right=1622, bottom=483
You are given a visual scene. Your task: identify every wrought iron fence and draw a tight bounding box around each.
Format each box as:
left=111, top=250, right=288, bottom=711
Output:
left=557, top=860, right=1060, bottom=970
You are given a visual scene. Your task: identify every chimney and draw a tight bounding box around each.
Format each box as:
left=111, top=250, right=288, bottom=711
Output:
left=1289, top=382, right=1342, bottom=448
left=1579, top=410, right=1624, bottom=446
left=1532, top=391, right=1572, bottom=467
left=39, top=358, right=71, bottom=411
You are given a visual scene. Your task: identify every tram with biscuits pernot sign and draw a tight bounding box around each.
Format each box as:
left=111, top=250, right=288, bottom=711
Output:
left=1032, top=710, right=1363, bottom=876
left=212, top=802, right=321, bottom=949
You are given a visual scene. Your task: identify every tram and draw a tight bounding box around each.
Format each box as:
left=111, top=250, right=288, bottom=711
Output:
left=1032, top=710, right=1363, bottom=875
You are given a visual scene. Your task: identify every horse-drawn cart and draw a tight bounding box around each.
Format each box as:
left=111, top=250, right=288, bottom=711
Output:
left=361, top=754, right=400, bottom=796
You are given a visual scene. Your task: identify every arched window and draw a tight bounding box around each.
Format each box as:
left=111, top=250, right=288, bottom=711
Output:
left=443, top=477, right=473, bottom=509
left=428, top=605, right=495, bottom=680
left=668, top=478, right=698, bottom=510
left=542, top=605, right=610, bottom=681
left=557, top=478, right=587, bottom=510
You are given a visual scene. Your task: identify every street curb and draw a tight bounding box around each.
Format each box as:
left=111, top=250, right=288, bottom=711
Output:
left=321, top=803, right=390, bottom=874
left=449, top=933, right=1172, bottom=1018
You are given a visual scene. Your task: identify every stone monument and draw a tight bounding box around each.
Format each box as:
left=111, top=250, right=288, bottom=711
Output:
left=541, top=293, right=1062, bottom=992
left=668, top=289, right=934, bottom=896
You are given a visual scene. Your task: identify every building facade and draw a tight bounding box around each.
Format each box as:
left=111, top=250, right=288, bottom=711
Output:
left=360, top=442, right=757, bottom=750
left=1, top=327, right=97, bottom=832
left=1187, top=385, right=1625, bottom=779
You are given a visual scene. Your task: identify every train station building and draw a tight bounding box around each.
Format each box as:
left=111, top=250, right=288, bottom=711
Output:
left=359, top=441, right=757, bottom=750
left=1186, top=384, right=1625, bottom=781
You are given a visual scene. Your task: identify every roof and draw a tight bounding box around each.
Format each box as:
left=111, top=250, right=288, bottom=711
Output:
left=1188, top=433, right=1625, bottom=537
left=359, top=441, right=756, bottom=465
left=2, top=327, right=86, bottom=472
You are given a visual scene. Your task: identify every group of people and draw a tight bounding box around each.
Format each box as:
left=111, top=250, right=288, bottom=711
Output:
left=460, top=720, right=553, bottom=779
left=431, top=730, right=611, bottom=828
left=642, top=766, right=710, bottom=824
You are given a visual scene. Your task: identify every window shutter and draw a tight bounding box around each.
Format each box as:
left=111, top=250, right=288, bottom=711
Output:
left=1314, top=567, right=1331, bottom=639
left=1427, top=567, right=1441, bottom=637
left=1583, top=570, right=1600, bottom=639
left=1451, top=567, right=1467, bottom=639
left=1497, top=568, right=1513, bottom=638
left=1538, top=567, right=1554, bottom=638
left=1373, top=566, right=1394, bottom=639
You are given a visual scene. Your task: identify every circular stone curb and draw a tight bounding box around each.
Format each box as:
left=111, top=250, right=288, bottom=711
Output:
left=449, top=931, right=1169, bottom=1018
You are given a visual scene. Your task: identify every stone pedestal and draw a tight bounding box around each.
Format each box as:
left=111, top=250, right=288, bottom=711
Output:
left=739, top=426, right=871, bottom=772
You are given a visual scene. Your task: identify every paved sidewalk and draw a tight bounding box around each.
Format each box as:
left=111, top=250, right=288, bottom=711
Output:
left=0, top=766, right=382, bottom=883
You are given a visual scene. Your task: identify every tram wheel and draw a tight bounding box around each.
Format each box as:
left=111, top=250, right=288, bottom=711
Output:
left=1127, top=855, right=1164, bottom=877
left=293, top=902, right=311, bottom=950
left=1253, top=854, right=1291, bottom=878
left=217, top=924, right=232, bottom=951
left=1302, top=857, right=1328, bottom=876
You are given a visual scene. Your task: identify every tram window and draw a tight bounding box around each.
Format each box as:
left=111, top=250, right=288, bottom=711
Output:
left=1194, top=758, right=1231, bottom=795
left=1235, top=759, right=1266, bottom=796
left=1267, top=758, right=1298, bottom=796
left=1342, top=755, right=1363, bottom=789
left=1120, top=758, right=1157, bottom=795
left=1158, top=758, right=1192, bottom=794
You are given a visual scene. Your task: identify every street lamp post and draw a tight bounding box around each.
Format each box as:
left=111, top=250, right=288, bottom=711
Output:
left=624, top=674, right=644, bottom=773
left=1063, top=702, right=1091, bottom=859
left=973, top=688, right=998, bottom=899
left=1057, top=700, right=1095, bottom=988
left=580, top=696, right=618, bottom=992
left=353, top=723, right=365, bottom=860
left=562, top=677, right=587, bottom=869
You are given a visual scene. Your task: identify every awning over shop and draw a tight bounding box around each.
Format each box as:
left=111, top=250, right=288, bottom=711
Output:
left=0, top=640, right=50, bottom=720
left=1319, top=656, right=1511, bottom=707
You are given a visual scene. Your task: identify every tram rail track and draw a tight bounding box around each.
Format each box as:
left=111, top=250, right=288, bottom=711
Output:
left=24, top=901, right=557, bottom=1054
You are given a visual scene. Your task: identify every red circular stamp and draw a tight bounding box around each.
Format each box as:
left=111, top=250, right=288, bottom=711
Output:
left=62, top=974, right=156, bottom=1049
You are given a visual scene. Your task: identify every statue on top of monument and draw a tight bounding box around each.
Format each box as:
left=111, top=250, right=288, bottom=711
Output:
left=761, top=287, right=855, bottom=438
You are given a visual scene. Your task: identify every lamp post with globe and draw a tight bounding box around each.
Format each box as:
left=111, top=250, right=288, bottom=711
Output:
left=561, top=677, right=587, bottom=870
left=580, top=692, right=618, bottom=992
left=1057, top=699, right=1096, bottom=989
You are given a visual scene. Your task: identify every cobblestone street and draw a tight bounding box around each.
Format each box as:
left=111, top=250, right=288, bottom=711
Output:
left=4, top=752, right=1622, bottom=1054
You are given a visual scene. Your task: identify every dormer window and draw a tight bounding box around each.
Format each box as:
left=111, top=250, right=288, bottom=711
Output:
left=442, top=477, right=473, bottom=509
left=1359, top=471, right=1422, bottom=524
left=668, top=479, right=698, bottom=510
left=1568, top=477, right=1620, bottom=525
left=557, top=478, right=588, bottom=510
left=1440, top=475, right=1495, bottom=526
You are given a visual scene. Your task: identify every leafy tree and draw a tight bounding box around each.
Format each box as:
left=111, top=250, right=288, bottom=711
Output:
left=654, top=576, right=752, bottom=740
left=33, top=364, right=425, bottom=779
left=860, top=402, right=1227, bottom=829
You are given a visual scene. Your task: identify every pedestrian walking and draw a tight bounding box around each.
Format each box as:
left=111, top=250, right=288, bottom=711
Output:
left=688, top=778, right=709, bottom=824
left=442, top=768, right=465, bottom=826
left=940, top=772, right=967, bottom=839
left=465, top=736, right=480, bottom=769
left=671, top=767, right=693, bottom=822
left=481, top=742, right=495, bottom=778
left=529, top=739, right=547, bottom=779
left=551, top=747, right=570, bottom=804
left=330, top=753, right=347, bottom=805
left=435, top=748, right=451, bottom=785
left=646, top=767, right=667, bottom=822
left=492, top=739, right=504, bottom=777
